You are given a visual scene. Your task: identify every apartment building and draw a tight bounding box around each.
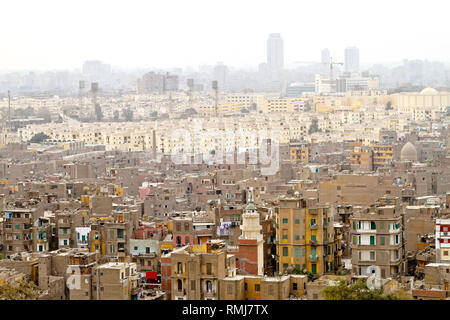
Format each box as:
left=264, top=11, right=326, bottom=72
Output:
left=219, top=274, right=307, bottom=300
left=89, top=218, right=131, bottom=261
left=350, top=196, right=406, bottom=278
left=289, top=142, right=311, bottom=164
left=168, top=242, right=233, bottom=300
left=1, top=209, right=34, bottom=257
left=276, top=196, right=335, bottom=276
left=435, top=218, right=450, bottom=263
left=92, top=262, right=140, bottom=300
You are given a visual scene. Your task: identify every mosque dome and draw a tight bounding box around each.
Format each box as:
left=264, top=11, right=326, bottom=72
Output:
left=400, top=142, right=418, bottom=162
left=420, top=87, right=439, bottom=95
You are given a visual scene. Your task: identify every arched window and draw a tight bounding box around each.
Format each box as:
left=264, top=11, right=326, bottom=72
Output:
left=176, top=236, right=181, bottom=246
left=206, top=280, right=212, bottom=293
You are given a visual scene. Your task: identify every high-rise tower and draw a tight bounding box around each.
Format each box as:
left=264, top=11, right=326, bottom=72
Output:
left=267, top=33, right=284, bottom=73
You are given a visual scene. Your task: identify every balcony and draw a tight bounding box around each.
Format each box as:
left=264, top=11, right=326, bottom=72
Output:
left=310, top=255, right=318, bottom=262
left=310, top=240, right=318, bottom=246
left=309, top=224, right=318, bottom=230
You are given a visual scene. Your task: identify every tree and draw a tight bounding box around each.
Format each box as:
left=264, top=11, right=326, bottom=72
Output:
left=385, top=101, right=393, bottom=110
left=308, top=118, right=320, bottom=134
left=95, top=104, right=103, bottom=121
left=123, top=107, right=133, bottom=122
left=0, top=281, right=41, bottom=300
left=29, top=132, right=50, bottom=144
left=284, top=265, right=317, bottom=282
left=321, top=279, right=400, bottom=300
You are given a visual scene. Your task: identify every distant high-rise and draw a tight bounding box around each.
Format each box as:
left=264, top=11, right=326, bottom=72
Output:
left=321, top=48, right=330, bottom=64
left=213, top=62, right=228, bottom=89
left=267, top=33, right=284, bottom=72
left=344, top=47, right=360, bottom=73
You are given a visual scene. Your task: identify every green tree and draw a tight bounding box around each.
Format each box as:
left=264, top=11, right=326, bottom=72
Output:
left=385, top=101, right=393, bottom=110
left=308, top=118, right=320, bottom=134
left=0, top=281, right=41, bottom=300
left=123, top=107, right=134, bottom=122
left=322, top=279, right=399, bottom=300
left=284, top=266, right=317, bottom=282
left=29, top=132, right=51, bottom=144
left=95, top=104, right=103, bottom=121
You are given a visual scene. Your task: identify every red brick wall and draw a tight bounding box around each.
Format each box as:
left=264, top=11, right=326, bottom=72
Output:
left=236, top=239, right=259, bottom=275
left=161, top=255, right=172, bottom=300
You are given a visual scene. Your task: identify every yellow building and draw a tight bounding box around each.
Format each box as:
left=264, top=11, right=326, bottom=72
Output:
left=372, top=144, right=394, bottom=170
left=276, top=197, right=334, bottom=276
left=289, top=142, right=311, bottom=164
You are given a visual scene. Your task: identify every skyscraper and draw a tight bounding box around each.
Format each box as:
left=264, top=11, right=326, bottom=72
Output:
left=267, top=33, right=284, bottom=72
left=344, top=47, right=360, bottom=73
left=321, top=48, right=330, bottom=64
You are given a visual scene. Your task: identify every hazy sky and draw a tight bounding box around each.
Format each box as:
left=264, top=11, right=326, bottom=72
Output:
left=1, top=0, right=450, bottom=71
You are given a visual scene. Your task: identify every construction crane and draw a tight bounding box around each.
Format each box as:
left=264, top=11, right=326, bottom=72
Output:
left=293, top=58, right=343, bottom=81
left=293, top=57, right=343, bottom=92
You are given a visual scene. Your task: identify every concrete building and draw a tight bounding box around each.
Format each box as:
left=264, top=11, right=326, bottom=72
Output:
left=350, top=196, right=407, bottom=278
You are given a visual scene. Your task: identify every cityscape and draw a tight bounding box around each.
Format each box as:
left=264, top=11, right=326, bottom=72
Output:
left=0, top=0, right=450, bottom=307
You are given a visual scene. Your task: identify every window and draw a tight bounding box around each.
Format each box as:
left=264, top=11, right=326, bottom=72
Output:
left=177, top=279, right=183, bottom=292
left=293, top=283, right=298, bottom=291
left=255, top=284, right=260, bottom=292
left=283, top=247, right=288, bottom=256
left=313, top=293, right=318, bottom=300
left=282, top=234, right=288, bottom=240
left=380, top=237, right=385, bottom=245
left=444, top=251, right=449, bottom=256
left=370, top=236, right=375, bottom=245
left=282, top=218, right=288, bottom=224
left=191, top=280, right=196, bottom=291
left=244, top=283, right=248, bottom=291
left=370, top=251, right=376, bottom=261
left=177, top=262, right=183, bottom=274
left=370, top=221, right=376, bottom=230
left=227, top=284, right=232, bottom=295
left=15, top=224, right=20, bottom=230
left=206, top=263, right=212, bottom=275
left=302, top=248, right=305, bottom=257
left=295, top=248, right=300, bottom=257
left=295, top=219, right=300, bottom=224
left=206, top=280, right=212, bottom=293
left=295, top=235, right=300, bottom=240
left=268, top=284, right=274, bottom=296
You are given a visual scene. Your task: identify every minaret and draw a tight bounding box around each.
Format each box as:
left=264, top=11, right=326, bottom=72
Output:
left=237, top=187, right=264, bottom=275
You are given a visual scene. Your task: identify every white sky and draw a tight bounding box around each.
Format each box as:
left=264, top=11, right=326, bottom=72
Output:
left=1, top=0, right=450, bottom=71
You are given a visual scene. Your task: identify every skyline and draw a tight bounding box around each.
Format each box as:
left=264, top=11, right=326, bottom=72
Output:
left=1, top=0, right=450, bottom=71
